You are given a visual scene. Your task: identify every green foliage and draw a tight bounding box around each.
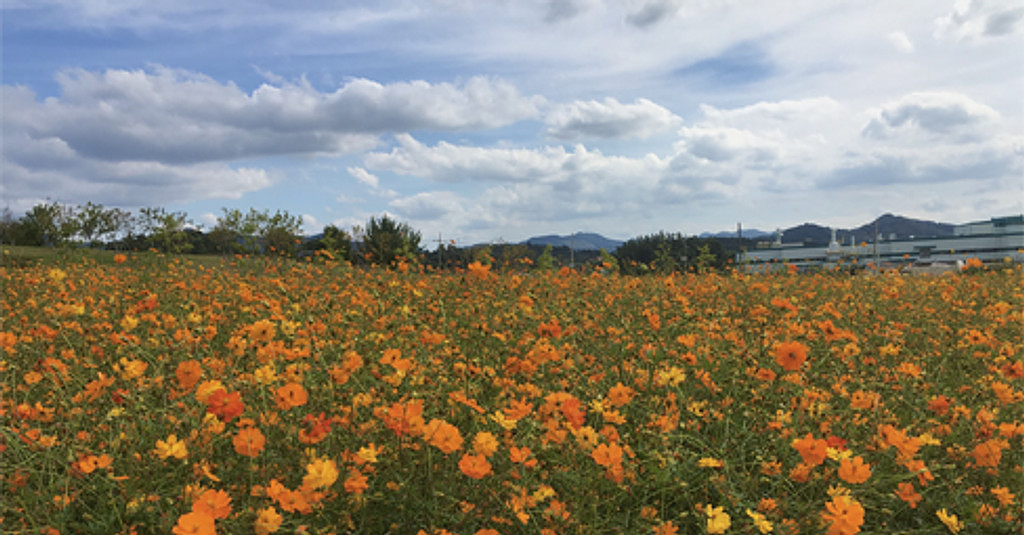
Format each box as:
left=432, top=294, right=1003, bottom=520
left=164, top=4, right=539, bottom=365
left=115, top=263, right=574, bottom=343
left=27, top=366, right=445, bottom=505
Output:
left=137, top=207, right=193, bottom=254
left=304, top=224, right=353, bottom=261
left=616, top=232, right=729, bottom=275
left=535, top=244, right=556, bottom=271
left=360, top=215, right=421, bottom=266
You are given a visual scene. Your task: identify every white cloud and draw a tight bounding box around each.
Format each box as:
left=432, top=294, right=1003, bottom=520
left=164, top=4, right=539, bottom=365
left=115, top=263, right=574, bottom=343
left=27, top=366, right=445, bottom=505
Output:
left=861, top=91, right=1000, bottom=141
left=302, top=213, right=319, bottom=232
left=625, top=0, right=683, bottom=27
left=934, top=0, right=1024, bottom=41
left=364, top=134, right=567, bottom=183
left=347, top=167, right=380, bottom=188
left=359, top=93, right=1020, bottom=243
left=389, top=191, right=466, bottom=220
left=544, top=0, right=600, bottom=23
left=1, top=66, right=546, bottom=210
left=545, top=97, right=681, bottom=140
left=887, top=31, right=915, bottom=53
left=11, top=66, right=543, bottom=165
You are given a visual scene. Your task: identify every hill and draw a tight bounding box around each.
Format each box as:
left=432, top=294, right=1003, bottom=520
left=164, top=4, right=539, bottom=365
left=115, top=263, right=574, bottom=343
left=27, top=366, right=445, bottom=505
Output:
left=524, top=232, right=623, bottom=251
left=777, top=214, right=954, bottom=245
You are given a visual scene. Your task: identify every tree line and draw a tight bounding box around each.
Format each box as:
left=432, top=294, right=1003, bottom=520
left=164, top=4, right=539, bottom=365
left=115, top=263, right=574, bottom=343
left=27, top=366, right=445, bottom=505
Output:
left=1, top=201, right=755, bottom=273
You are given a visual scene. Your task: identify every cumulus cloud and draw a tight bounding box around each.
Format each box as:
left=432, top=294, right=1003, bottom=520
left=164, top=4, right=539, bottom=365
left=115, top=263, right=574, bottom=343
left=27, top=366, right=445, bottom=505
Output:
left=9, top=66, right=542, bottom=165
left=934, top=0, right=1024, bottom=40
left=861, top=91, right=999, bottom=140
left=887, top=31, right=915, bottom=53
left=1, top=66, right=546, bottom=210
left=544, top=0, right=599, bottom=23
left=389, top=191, right=465, bottom=220
left=364, top=134, right=568, bottom=183
left=545, top=97, right=681, bottom=140
left=348, top=167, right=380, bottom=189
left=625, top=0, right=682, bottom=27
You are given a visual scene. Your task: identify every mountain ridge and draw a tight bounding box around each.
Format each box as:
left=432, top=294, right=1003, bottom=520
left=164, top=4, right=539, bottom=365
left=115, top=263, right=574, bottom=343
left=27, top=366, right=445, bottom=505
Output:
left=518, top=214, right=958, bottom=251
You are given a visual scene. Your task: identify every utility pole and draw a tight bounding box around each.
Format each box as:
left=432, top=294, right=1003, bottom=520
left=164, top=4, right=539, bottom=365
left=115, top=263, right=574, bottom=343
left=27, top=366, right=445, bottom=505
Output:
left=570, top=232, right=575, bottom=268
left=434, top=232, right=443, bottom=269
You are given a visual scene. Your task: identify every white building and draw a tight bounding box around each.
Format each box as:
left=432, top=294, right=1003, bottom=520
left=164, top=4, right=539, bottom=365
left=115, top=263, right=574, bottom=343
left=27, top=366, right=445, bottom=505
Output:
left=741, top=215, right=1024, bottom=272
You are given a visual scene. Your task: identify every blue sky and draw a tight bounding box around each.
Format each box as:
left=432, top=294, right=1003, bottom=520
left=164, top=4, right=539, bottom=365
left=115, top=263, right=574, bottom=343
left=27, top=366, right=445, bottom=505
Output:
left=3, top=0, right=1022, bottom=246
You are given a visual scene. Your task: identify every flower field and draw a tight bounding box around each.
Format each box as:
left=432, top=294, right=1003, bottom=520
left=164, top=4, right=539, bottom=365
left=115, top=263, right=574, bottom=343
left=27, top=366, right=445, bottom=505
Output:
left=2, top=254, right=1021, bottom=534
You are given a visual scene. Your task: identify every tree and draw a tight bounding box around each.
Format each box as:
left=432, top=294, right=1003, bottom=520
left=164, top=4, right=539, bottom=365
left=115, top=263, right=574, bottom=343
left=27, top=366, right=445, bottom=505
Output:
left=18, top=202, right=78, bottom=247
left=536, top=244, right=556, bottom=271
left=211, top=208, right=259, bottom=255
left=137, top=207, right=192, bottom=254
left=305, top=224, right=352, bottom=261
left=74, top=202, right=128, bottom=248
left=0, top=207, right=21, bottom=245
left=360, top=215, right=421, bottom=266
left=599, top=248, right=619, bottom=273
left=259, top=210, right=303, bottom=256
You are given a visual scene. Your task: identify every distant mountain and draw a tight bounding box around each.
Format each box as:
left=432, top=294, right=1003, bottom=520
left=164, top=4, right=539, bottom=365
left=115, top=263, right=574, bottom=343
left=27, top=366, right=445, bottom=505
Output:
left=776, top=214, right=955, bottom=245
left=846, top=213, right=954, bottom=243
left=525, top=232, right=623, bottom=251
left=700, top=228, right=771, bottom=239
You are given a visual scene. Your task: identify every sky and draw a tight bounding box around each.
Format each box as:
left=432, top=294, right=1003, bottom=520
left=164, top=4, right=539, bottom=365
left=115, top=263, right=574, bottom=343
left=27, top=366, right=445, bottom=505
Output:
left=3, top=0, right=1023, bottom=246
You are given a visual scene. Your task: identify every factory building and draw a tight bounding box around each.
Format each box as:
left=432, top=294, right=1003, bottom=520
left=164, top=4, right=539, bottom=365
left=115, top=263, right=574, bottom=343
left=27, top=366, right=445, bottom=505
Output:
left=741, top=215, right=1024, bottom=272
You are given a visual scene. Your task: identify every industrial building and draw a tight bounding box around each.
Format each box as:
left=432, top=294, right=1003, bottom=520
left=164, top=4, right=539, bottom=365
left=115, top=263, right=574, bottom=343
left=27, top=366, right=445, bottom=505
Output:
left=741, top=215, right=1024, bottom=272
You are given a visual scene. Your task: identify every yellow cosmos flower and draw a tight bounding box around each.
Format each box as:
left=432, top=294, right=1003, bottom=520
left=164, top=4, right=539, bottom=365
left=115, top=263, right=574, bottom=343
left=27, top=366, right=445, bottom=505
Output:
left=705, top=504, right=731, bottom=534
left=936, top=509, right=963, bottom=533
left=154, top=434, right=188, bottom=460
left=302, top=457, right=339, bottom=490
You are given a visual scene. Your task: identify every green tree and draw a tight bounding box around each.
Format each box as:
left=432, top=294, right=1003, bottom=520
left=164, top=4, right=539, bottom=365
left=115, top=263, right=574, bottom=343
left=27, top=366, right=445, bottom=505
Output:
left=360, top=215, right=421, bottom=266
left=74, top=202, right=128, bottom=248
left=305, top=224, right=352, bottom=261
left=598, top=248, right=619, bottom=273
left=259, top=210, right=303, bottom=256
left=535, top=244, right=556, bottom=271
left=19, top=202, right=78, bottom=247
left=138, top=207, right=192, bottom=254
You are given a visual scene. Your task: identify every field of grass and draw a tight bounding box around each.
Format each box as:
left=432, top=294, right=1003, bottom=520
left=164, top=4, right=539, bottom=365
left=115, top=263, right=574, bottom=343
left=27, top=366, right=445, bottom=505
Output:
left=2, top=253, right=1021, bottom=534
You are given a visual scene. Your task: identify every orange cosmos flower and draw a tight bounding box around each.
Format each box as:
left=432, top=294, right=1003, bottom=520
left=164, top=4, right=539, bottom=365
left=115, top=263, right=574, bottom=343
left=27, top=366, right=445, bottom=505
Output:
left=821, top=495, right=864, bottom=535
left=233, top=427, right=265, bottom=458
left=75, top=453, right=113, bottom=475
left=928, top=395, right=951, bottom=416
left=792, top=433, right=828, bottom=466
left=254, top=507, right=283, bottom=535
left=275, top=383, right=308, bottom=410
left=837, top=456, right=872, bottom=484
left=775, top=341, right=808, bottom=371
left=192, top=489, right=232, bottom=520
left=248, top=319, right=276, bottom=344
left=343, top=470, right=369, bottom=495
left=378, top=399, right=426, bottom=437
left=971, top=438, right=1008, bottom=468
left=472, top=431, right=499, bottom=458
left=171, top=511, right=216, bottom=535
left=302, top=457, right=339, bottom=490
left=893, top=482, right=922, bottom=508
left=607, top=382, right=636, bottom=407
left=458, top=453, right=492, bottom=479
left=423, top=419, right=464, bottom=454
left=205, top=389, right=244, bottom=423
left=509, top=446, right=534, bottom=465
left=176, top=360, right=203, bottom=391
left=466, top=261, right=492, bottom=280
left=559, top=396, right=586, bottom=430
left=591, top=442, right=623, bottom=468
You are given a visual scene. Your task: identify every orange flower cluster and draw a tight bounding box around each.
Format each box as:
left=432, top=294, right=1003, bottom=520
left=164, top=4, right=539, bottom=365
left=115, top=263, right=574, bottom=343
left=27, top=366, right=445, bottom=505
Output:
left=2, top=254, right=1020, bottom=534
